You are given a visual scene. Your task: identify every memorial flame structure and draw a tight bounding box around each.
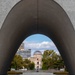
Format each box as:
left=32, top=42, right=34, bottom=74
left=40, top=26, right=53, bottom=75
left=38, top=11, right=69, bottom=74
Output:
left=0, top=0, right=75, bottom=75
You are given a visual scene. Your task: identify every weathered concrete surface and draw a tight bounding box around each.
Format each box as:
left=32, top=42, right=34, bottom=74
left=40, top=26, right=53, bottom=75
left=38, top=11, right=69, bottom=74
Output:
left=0, top=0, right=75, bottom=29
left=55, top=0, right=75, bottom=29
left=0, top=0, right=75, bottom=75
left=0, top=0, right=20, bottom=28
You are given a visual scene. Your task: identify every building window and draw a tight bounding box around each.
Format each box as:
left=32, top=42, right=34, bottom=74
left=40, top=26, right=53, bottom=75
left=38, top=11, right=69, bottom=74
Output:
left=37, top=66, right=39, bottom=68
left=37, top=62, right=39, bottom=65
left=37, top=58, right=38, bottom=60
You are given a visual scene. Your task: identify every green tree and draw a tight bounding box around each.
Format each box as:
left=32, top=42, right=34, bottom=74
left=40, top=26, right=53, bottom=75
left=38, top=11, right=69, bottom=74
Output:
left=11, top=55, right=23, bottom=70
left=53, top=55, right=65, bottom=69
left=42, top=50, right=57, bottom=69
left=42, top=58, right=49, bottom=70
left=29, top=62, right=35, bottom=70
left=43, top=50, right=54, bottom=58
left=42, top=50, right=65, bottom=70
left=23, top=59, right=35, bottom=70
left=23, top=59, right=31, bottom=69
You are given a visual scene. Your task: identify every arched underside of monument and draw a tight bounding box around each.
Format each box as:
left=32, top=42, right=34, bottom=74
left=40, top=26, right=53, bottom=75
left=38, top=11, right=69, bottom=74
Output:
left=0, top=0, right=75, bottom=75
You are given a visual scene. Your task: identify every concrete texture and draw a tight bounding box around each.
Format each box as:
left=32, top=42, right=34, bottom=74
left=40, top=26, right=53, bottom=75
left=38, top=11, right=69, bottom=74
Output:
left=0, top=0, right=75, bottom=75
left=0, top=0, right=20, bottom=28
left=0, top=0, right=75, bottom=29
left=55, top=0, right=75, bottom=29
left=21, top=72, right=53, bottom=75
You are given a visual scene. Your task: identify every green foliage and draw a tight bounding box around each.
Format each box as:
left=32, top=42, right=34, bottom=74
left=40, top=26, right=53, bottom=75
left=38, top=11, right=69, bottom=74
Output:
left=23, top=59, right=31, bottom=69
left=11, top=55, right=23, bottom=70
left=29, top=62, right=35, bottom=70
left=10, top=55, right=35, bottom=70
left=53, top=55, right=65, bottom=69
left=43, top=50, right=54, bottom=58
left=42, top=50, right=65, bottom=70
left=23, top=59, right=35, bottom=70
left=42, top=58, right=48, bottom=70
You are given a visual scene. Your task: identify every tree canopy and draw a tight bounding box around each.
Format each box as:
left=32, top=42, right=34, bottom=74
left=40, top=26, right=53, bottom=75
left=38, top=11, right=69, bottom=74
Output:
left=10, top=55, right=35, bottom=70
left=42, top=50, right=65, bottom=70
left=11, top=55, right=23, bottom=70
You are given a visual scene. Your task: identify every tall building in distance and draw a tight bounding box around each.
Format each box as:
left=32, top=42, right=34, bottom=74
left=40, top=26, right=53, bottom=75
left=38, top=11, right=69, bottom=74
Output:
left=16, top=43, right=31, bottom=59
left=18, top=43, right=24, bottom=51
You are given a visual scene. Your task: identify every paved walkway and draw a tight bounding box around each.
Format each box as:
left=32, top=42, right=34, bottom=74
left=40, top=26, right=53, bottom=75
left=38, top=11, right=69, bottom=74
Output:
left=22, top=72, right=54, bottom=75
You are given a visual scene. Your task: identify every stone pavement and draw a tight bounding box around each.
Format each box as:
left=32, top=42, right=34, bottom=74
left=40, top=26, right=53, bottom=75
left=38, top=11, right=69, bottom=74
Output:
left=22, top=72, right=54, bottom=75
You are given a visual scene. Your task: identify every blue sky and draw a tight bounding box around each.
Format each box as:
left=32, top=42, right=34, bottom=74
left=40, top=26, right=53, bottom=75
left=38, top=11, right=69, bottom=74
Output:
left=23, top=34, right=59, bottom=56
left=24, top=34, right=52, bottom=42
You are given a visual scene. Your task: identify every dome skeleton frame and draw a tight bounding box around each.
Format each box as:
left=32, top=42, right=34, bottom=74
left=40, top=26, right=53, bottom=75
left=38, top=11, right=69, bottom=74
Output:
left=34, top=51, right=42, bottom=55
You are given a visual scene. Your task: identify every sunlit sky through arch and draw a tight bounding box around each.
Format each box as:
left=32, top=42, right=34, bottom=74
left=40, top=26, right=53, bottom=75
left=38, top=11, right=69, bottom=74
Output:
left=23, top=34, right=59, bottom=56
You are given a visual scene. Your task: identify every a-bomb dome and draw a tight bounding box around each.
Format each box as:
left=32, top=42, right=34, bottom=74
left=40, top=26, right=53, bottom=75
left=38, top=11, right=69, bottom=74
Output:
left=34, top=51, right=42, bottom=55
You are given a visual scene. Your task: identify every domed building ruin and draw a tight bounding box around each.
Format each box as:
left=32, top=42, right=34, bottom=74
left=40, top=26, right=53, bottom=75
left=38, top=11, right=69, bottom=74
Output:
left=29, top=51, right=42, bottom=70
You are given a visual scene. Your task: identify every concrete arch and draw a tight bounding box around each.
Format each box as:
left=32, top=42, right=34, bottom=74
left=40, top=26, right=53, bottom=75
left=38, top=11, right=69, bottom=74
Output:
left=0, top=0, right=75, bottom=75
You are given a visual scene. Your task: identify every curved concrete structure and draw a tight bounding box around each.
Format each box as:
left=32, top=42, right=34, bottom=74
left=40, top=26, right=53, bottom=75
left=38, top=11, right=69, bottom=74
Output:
left=0, top=0, right=75, bottom=75
left=0, top=0, right=75, bottom=29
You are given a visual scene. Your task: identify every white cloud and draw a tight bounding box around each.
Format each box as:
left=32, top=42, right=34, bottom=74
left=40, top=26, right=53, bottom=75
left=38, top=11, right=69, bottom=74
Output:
left=23, top=41, right=60, bottom=56
left=24, top=41, right=58, bottom=52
